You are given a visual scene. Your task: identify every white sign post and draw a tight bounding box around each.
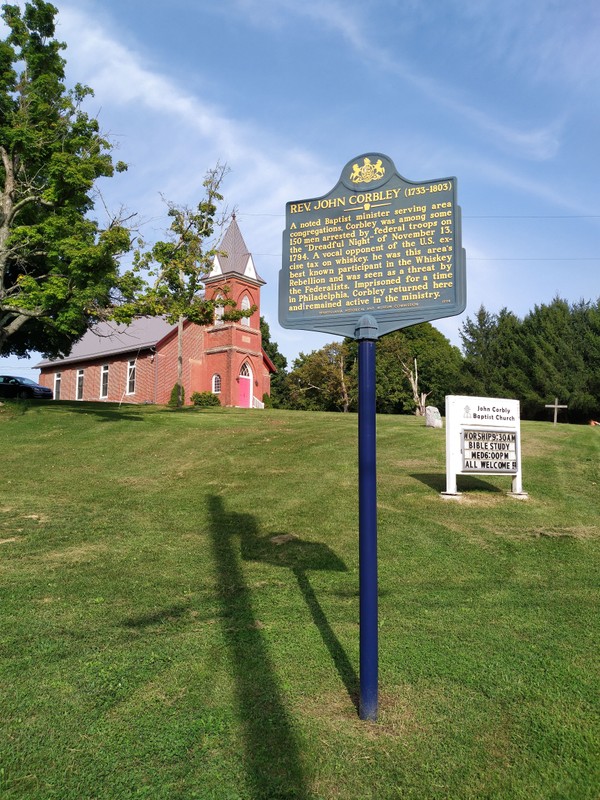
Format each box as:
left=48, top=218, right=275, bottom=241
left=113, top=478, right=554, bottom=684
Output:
left=443, top=395, right=527, bottom=498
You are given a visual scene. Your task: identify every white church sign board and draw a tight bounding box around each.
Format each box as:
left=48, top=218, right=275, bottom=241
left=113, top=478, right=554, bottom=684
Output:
left=444, top=395, right=526, bottom=496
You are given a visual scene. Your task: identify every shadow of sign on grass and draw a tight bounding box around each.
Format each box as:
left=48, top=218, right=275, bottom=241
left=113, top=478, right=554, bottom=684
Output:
left=60, top=402, right=145, bottom=422
left=411, top=472, right=504, bottom=493
left=239, top=525, right=358, bottom=711
left=207, top=495, right=357, bottom=799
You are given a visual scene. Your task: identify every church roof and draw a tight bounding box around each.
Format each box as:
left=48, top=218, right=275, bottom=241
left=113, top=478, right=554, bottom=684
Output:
left=206, top=215, right=265, bottom=285
left=36, top=220, right=266, bottom=369
left=36, top=316, right=176, bottom=368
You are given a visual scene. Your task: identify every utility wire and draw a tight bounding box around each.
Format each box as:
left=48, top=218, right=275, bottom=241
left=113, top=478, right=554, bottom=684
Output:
left=237, top=212, right=600, bottom=220
left=253, top=253, right=600, bottom=261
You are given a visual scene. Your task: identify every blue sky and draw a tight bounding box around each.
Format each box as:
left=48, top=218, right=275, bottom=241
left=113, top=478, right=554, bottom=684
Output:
left=2, top=0, right=599, bottom=379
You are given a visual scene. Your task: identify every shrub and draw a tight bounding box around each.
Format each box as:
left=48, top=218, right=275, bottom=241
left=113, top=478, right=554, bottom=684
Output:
left=191, top=391, right=221, bottom=407
left=168, top=383, right=185, bottom=408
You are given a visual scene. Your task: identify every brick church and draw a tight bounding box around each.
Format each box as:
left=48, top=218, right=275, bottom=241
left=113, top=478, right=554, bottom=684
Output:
left=37, top=218, right=276, bottom=407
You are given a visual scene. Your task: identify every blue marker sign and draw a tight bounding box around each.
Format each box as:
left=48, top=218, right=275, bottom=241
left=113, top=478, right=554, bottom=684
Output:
left=279, top=153, right=466, bottom=339
left=279, top=154, right=467, bottom=721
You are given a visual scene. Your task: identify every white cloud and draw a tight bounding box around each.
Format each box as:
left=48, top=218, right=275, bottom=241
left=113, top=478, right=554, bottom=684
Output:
left=57, top=6, right=327, bottom=231
left=294, top=5, right=564, bottom=163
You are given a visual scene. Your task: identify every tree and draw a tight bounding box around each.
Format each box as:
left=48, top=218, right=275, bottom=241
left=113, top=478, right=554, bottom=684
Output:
left=459, top=305, right=498, bottom=395
left=458, top=298, right=600, bottom=422
left=260, top=316, right=289, bottom=408
left=400, top=357, right=430, bottom=416
left=115, top=164, right=252, bottom=407
left=521, top=297, right=592, bottom=420
left=287, top=324, right=461, bottom=415
left=0, top=0, right=131, bottom=357
left=371, top=323, right=463, bottom=413
left=459, top=306, right=531, bottom=401
left=288, top=342, right=354, bottom=412
left=572, top=299, right=600, bottom=418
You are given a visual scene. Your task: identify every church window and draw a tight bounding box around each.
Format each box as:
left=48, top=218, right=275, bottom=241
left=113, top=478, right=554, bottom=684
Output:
left=100, top=365, right=109, bottom=398
left=241, top=295, right=251, bottom=326
left=214, top=295, right=224, bottom=326
left=212, top=374, right=221, bottom=394
left=54, top=372, right=62, bottom=401
left=240, top=362, right=251, bottom=378
left=76, top=369, right=84, bottom=401
left=127, top=360, right=136, bottom=394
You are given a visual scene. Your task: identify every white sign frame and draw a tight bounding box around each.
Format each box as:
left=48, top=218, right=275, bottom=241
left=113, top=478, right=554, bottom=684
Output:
left=444, top=395, right=526, bottom=496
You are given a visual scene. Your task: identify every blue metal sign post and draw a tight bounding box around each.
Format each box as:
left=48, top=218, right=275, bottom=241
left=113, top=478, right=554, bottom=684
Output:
left=356, top=316, right=379, bottom=720
left=278, top=154, right=466, bottom=723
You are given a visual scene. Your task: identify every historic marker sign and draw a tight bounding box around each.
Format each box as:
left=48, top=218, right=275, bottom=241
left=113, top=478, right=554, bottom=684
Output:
left=279, top=152, right=466, bottom=338
left=278, top=154, right=468, bottom=721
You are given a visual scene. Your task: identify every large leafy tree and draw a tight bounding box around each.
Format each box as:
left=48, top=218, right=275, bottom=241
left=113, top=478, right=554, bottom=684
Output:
left=288, top=342, right=354, bottom=412
left=0, top=0, right=131, bottom=357
left=288, top=324, right=461, bottom=414
left=347, top=323, right=463, bottom=414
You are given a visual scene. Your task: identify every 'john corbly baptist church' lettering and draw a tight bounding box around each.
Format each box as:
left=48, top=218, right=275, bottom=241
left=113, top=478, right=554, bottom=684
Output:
left=279, top=153, right=466, bottom=338
left=466, top=403, right=517, bottom=423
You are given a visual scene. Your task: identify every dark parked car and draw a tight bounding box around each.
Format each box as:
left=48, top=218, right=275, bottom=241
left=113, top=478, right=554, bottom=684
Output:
left=0, top=375, right=53, bottom=400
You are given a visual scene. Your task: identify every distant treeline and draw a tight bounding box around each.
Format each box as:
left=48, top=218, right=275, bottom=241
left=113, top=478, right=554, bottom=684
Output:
left=262, top=297, right=600, bottom=423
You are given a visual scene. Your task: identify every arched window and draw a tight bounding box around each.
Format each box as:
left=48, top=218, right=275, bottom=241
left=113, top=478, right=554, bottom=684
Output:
left=214, top=294, right=224, bottom=326
left=240, top=295, right=251, bottom=326
left=212, top=374, right=221, bottom=394
left=239, top=362, right=251, bottom=378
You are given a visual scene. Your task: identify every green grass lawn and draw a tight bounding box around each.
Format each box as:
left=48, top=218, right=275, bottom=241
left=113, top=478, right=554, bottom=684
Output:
left=1, top=400, right=598, bottom=799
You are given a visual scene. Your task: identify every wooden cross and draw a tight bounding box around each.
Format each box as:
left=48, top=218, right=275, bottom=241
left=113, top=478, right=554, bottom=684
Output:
left=545, top=397, right=568, bottom=426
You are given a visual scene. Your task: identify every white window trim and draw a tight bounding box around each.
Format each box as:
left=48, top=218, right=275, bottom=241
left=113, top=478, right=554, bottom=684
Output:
left=76, top=369, right=84, bottom=401
left=214, top=294, right=224, bottom=326
left=100, top=365, right=109, bottom=399
left=241, top=295, right=251, bottom=327
left=126, top=360, right=136, bottom=395
left=54, top=372, right=62, bottom=401
left=212, top=373, right=222, bottom=394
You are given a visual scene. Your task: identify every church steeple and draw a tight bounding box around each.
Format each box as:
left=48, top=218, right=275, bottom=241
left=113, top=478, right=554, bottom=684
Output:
left=206, top=215, right=265, bottom=285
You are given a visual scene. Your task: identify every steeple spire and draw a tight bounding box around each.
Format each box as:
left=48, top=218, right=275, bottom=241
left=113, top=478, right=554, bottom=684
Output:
left=206, top=216, right=264, bottom=284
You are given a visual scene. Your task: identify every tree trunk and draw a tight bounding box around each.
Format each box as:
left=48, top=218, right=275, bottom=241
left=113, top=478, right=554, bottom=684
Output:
left=177, top=314, right=184, bottom=407
left=339, top=352, right=349, bottom=412
left=401, top=357, right=430, bottom=416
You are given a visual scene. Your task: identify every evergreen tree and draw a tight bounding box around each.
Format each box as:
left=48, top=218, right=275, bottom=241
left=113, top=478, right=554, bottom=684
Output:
left=459, top=297, right=600, bottom=422
left=459, top=306, right=498, bottom=395
left=522, top=298, right=598, bottom=421
left=260, top=316, right=289, bottom=408
left=573, top=299, right=600, bottom=418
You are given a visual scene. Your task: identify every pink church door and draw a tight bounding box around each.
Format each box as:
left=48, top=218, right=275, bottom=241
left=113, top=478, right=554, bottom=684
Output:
left=238, top=362, right=252, bottom=408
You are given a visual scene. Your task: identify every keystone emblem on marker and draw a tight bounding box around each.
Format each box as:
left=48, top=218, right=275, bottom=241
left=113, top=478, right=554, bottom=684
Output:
left=350, top=157, right=385, bottom=184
